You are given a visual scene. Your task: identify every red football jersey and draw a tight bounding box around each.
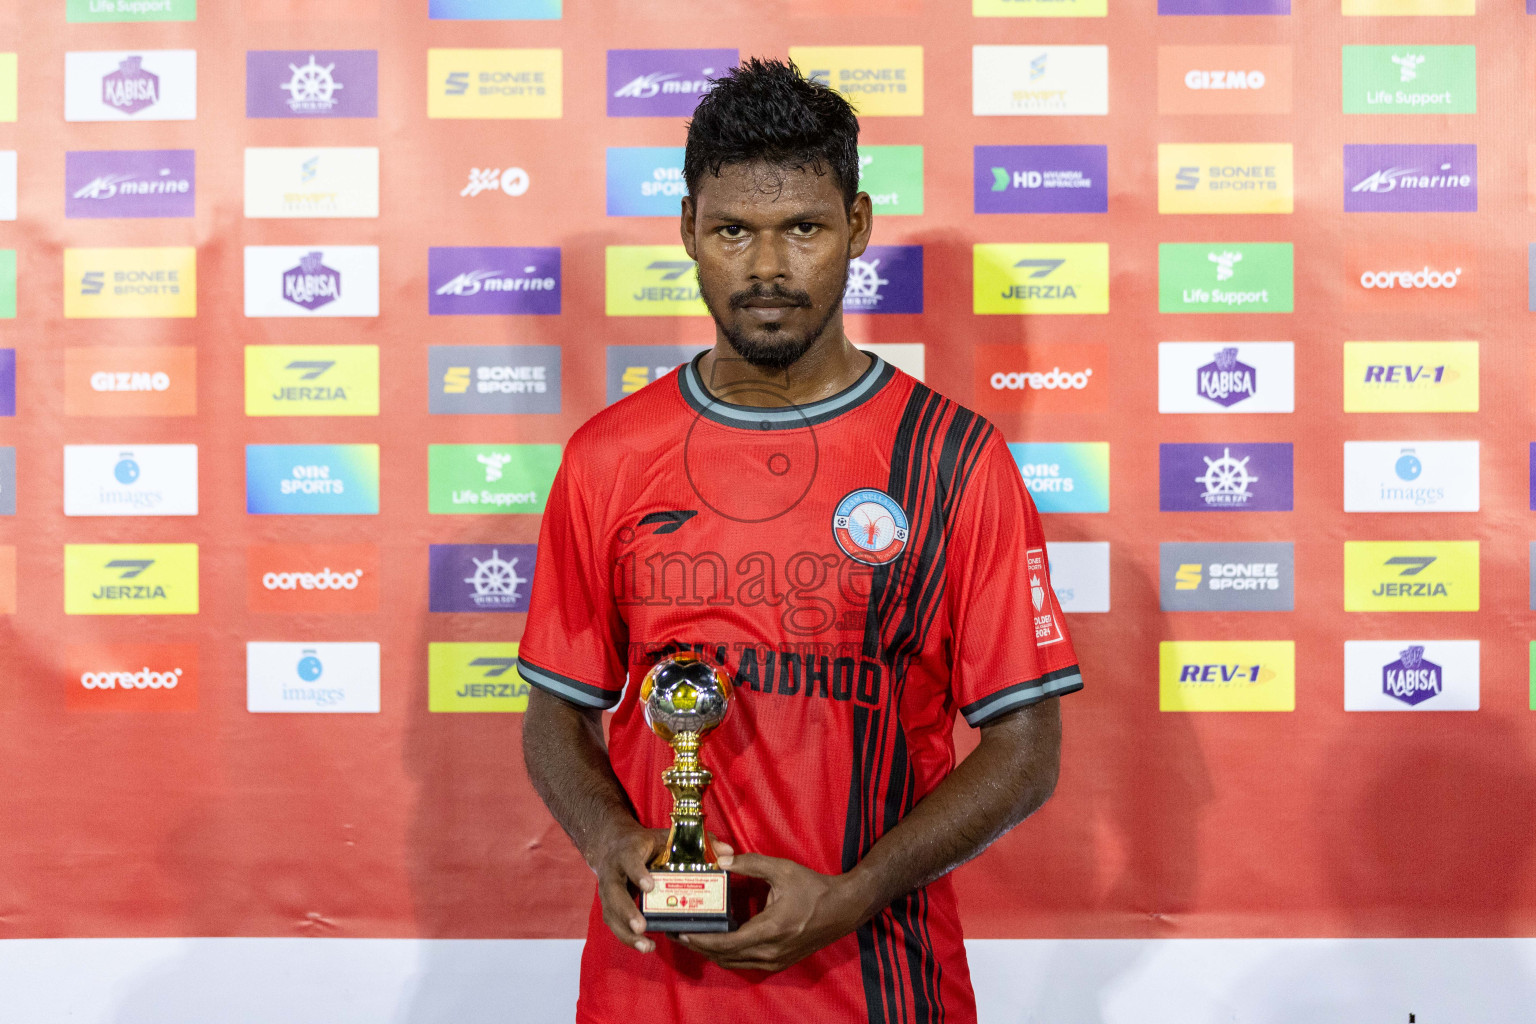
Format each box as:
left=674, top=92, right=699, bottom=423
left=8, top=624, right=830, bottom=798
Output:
left=518, top=349, right=1082, bottom=1024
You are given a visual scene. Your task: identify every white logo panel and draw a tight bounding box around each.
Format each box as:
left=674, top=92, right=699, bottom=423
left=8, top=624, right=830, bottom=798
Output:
left=1344, top=640, right=1479, bottom=711
left=65, top=50, right=197, bottom=122
left=246, top=641, right=381, bottom=713
left=1342, top=440, right=1479, bottom=513
left=0, top=152, right=14, bottom=222
left=244, top=246, right=381, bottom=318
left=63, top=444, right=198, bottom=517
left=243, top=147, right=380, bottom=219
left=862, top=343, right=924, bottom=382
left=973, top=46, right=1109, bottom=117
left=1158, top=342, right=1294, bottom=414
left=1045, top=541, right=1109, bottom=613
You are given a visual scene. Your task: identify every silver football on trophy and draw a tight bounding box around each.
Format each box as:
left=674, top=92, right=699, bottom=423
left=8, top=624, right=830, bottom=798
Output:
left=639, top=654, right=733, bottom=742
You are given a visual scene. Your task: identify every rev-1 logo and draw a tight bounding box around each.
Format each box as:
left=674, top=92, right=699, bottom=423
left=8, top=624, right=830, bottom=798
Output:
left=1177, top=663, right=1266, bottom=684
left=1373, top=556, right=1442, bottom=597
left=1364, top=365, right=1445, bottom=383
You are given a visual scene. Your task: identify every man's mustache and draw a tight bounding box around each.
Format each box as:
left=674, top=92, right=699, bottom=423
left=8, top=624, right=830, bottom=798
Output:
left=728, top=285, right=813, bottom=309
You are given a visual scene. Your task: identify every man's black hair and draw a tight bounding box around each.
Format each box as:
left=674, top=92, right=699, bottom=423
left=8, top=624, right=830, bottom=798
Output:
left=684, top=57, right=861, bottom=209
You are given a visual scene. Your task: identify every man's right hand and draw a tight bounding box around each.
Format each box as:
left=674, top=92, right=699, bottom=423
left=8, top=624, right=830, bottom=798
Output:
left=592, top=826, right=734, bottom=955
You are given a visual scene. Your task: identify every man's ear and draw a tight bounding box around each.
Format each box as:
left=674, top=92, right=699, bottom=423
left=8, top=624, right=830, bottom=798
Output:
left=846, top=192, right=873, bottom=261
left=680, top=195, right=697, bottom=261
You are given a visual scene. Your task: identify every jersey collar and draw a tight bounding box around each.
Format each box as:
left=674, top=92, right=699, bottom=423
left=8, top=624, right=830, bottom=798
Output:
left=679, top=348, right=894, bottom=431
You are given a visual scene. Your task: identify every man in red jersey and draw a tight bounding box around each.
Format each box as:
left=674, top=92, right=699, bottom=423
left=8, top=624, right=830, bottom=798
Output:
left=519, top=57, right=1082, bottom=1024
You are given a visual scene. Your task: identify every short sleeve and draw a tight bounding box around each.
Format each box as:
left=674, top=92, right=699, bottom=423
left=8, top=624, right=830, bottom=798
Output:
left=515, top=454, right=628, bottom=710
left=947, top=433, right=1084, bottom=727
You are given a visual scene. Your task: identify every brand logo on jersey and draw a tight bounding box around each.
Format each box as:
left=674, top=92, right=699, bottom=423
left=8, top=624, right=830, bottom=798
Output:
left=63, top=445, right=198, bottom=516
left=64, top=544, right=199, bottom=615
left=606, top=246, right=707, bottom=316
left=428, top=443, right=560, bottom=514
left=973, top=342, right=1107, bottom=414
left=1342, top=341, right=1478, bottom=413
left=790, top=46, right=923, bottom=117
left=1007, top=443, right=1110, bottom=513
left=430, top=345, right=561, bottom=415
left=66, top=51, right=196, bottom=121
left=66, top=149, right=195, bottom=219
left=974, top=244, right=1109, bottom=314
left=247, top=50, right=378, bottom=118
left=244, top=147, right=380, bottom=219
left=1158, top=46, right=1292, bottom=114
left=0, top=447, right=13, bottom=516
left=429, top=246, right=562, bottom=315
left=1159, top=641, right=1294, bottom=712
left=428, top=642, right=530, bottom=712
left=428, top=544, right=535, bottom=613
left=66, top=643, right=198, bottom=712
left=1345, top=144, right=1476, bottom=213
left=245, top=444, right=380, bottom=515
left=1160, top=542, right=1294, bottom=612
left=1160, top=0, right=1289, bottom=11
left=831, top=488, right=909, bottom=566
left=1343, top=0, right=1472, bottom=14
left=428, top=48, right=561, bottom=119
left=1025, top=546, right=1066, bottom=645
left=1343, top=541, right=1478, bottom=611
left=842, top=246, right=922, bottom=314
left=0, top=349, right=12, bottom=417
left=858, top=145, right=924, bottom=215
left=1341, top=45, right=1474, bottom=115
left=247, top=543, right=379, bottom=614
left=1344, top=441, right=1478, bottom=512
left=1159, top=443, right=1293, bottom=512
left=245, top=346, right=379, bottom=417
left=605, top=344, right=708, bottom=403
left=430, top=0, right=563, bottom=19
left=64, top=247, right=196, bottom=319
left=606, top=146, right=685, bottom=217
left=1158, top=144, right=1294, bottom=214
left=1346, top=641, right=1479, bottom=711
left=65, top=346, right=196, bottom=416
left=606, top=49, right=735, bottom=117
left=246, top=642, right=381, bottom=713
left=972, top=45, right=1106, bottom=116
left=974, top=145, right=1107, bottom=214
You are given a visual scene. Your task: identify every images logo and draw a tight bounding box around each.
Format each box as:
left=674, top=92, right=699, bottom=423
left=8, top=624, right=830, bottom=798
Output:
left=65, top=346, right=195, bottom=417
left=974, top=0, right=1106, bottom=14
left=1345, top=641, right=1479, bottom=711
left=607, top=49, right=736, bottom=117
left=245, top=444, right=380, bottom=515
left=843, top=246, right=922, bottom=314
left=66, top=150, right=194, bottom=219
left=1158, top=243, right=1293, bottom=313
left=245, top=346, right=379, bottom=417
left=1342, top=46, right=1474, bottom=115
left=606, top=246, right=706, bottom=316
left=65, top=644, right=198, bottom=712
left=1158, top=342, right=1294, bottom=414
left=1043, top=541, right=1110, bottom=613
left=64, top=543, right=199, bottom=615
left=1006, top=442, right=1110, bottom=513
left=65, top=51, right=196, bottom=121
left=974, top=243, right=1110, bottom=315
left=1158, top=144, right=1294, bottom=214
left=429, top=544, right=536, bottom=613
left=428, top=444, right=561, bottom=514
left=972, top=45, right=1107, bottom=116
left=429, top=345, right=561, bottom=414
left=1345, top=144, right=1476, bottom=213
left=1157, top=46, right=1292, bottom=114
left=427, top=49, right=561, bottom=119
left=606, top=147, right=685, bottom=217
left=244, top=246, right=380, bottom=317
left=429, top=642, right=530, bottom=712
left=247, top=543, right=379, bottom=614
left=247, top=50, right=378, bottom=118
left=0, top=447, right=13, bottom=515
left=246, top=642, right=381, bottom=713
left=67, top=0, right=195, bottom=21
left=244, top=147, right=380, bottom=219
left=1342, top=341, right=1478, bottom=413
left=1344, top=440, right=1478, bottom=513
left=1343, top=0, right=1472, bottom=14
left=64, top=445, right=198, bottom=516
left=430, top=0, right=562, bottom=18
left=1159, top=641, right=1295, bottom=713
left=430, top=247, right=561, bottom=316
left=605, top=344, right=709, bottom=403
left=1343, top=540, right=1478, bottom=612
left=974, top=145, right=1107, bottom=214
left=857, top=145, right=923, bottom=215
left=790, top=46, right=923, bottom=117
left=1159, top=443, right=1293, bottom=512
left=64, top=247, right=196, bottom=319
left=973, top=343, right=1107, bottom=414
left=0, top=348, right=11, bottom=416
left=1160, top=542, right=1294, bottom=612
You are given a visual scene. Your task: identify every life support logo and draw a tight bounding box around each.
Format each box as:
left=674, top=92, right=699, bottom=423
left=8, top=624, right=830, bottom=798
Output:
left=832, top=488, right=909, bottom=565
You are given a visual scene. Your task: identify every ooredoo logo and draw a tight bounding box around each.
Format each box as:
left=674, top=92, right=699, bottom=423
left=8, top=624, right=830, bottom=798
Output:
left=247, top=543, right=380, bottom=613
left=1346, top=243, right=1476, bottom=311
left=66, top=643, right=198, bottom=711
left=973, top=343, right=1106, bottom=413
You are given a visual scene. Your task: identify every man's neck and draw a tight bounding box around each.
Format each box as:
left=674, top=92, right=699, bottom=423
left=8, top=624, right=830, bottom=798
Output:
left=695, top=334, right=873, bottom=410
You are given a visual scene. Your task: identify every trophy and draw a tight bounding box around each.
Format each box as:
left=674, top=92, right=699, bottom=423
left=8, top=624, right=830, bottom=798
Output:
left=638, top=653, right=736, bottom=932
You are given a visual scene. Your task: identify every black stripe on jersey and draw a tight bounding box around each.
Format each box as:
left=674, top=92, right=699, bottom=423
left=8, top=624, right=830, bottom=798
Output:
left=960, top=665, right=1085, bottom=727
left=514, top=656, right=621, bottom=710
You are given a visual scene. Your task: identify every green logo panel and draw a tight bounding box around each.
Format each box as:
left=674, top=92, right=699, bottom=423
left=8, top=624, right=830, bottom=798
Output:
left=0, top=251, right=13, bottom=319
left=1342, top=46, right=1475, bottom=115
left=1158, top=243, right=1293, bottom=314
left=428, top=444, right=561, bottom=515
left=68, top=0, right=196, bottom=21
left=858, top=146, right=923, bottom=216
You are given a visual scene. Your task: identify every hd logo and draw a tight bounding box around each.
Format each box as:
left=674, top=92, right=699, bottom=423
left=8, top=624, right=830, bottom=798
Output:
left=974, top=244, right=1109, bottom=315
left=1159, top=641, right=1295, bottom=712
left=1342, top=341, right=1478, bottom=413
left=428, top=642, right=530, bottom=712
left=1343, top=540, right=1479, bottom=612
left=1158, top=144, right=1294, bottom=215
left=245, top=346, right=380, bottom=417
left=1160, top=542, right=1294, bottom=612
left=606, top=246, right=706, bottom=316
left=65, top=247, right=196, bottom=319
left=428, top=49, right=561, bottom=119
left=64, top=543, right=199, bottom=615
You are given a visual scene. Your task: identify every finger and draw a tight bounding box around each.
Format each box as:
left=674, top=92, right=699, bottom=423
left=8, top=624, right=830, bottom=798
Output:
left=617, top=842, right=657, bottom=894
left=677, top=905, right=784, bottom=956
left=598, top=873, right=655, bottom=954
left=711, top=837, right=735, bottom=865
left=717, top=852, right=794, bottom=884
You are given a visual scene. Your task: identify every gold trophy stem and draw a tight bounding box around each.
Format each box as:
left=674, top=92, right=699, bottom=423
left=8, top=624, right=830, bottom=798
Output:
left=651, top=731, right=717, bottom=872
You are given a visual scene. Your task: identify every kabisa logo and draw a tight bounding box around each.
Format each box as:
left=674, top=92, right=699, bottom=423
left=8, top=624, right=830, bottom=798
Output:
left=790, top=46, right=924, bottom=117
left=1006, top=442, right=1110, bottom=513
left=831, top=488, right=910, bottom=566
left=245, top=346, right=380, bottom=417
left=66, top=643, right=198, bottom=713
left=64, top=543, right=199, bottom=615
left=427, top=49, right=562, bottom=119
left=1344, top=145, right=1476, bottom=213
left=104, top=55, right=159, bottom=114
left=65, top=150, right=195, bottom=219
left=1197, top=348, right=1255, bottom=408
left=1158, top=46, right=1292, bottom=115
left=1343, top=540, right=1479, bottom=611
left=974, top=145, right=1107, bottom=214
left=245, top=444, right=380, bottom=515
left=246, top=642, right=381, bottom=713
left=605, top=246, right=707, bottom=316
left=65, top=346, right=195, bottom=416
left=429, top=345, right=561, bottom=415
left=1159, top=0, right=1290, bottom=12
left=63, top=444, right=198, bottom=516
left=604, top=344, right=709, bottom=403
left=1341, top=45, right=1475, bottom=115
left=1160, top=542, right=1295, bottom=612
left=428, top=443, right=560, bottom=514
left=1160, top=342, right=1293, bottom=414
left=429, top=247, right=561, bottom=315
left=247, top=51, right=378, bottom=119
left=66, top=51, right=197, bottom=122
left=428, top=642, right=531, bottom=712
left=1343, top=440, right=1478, bottom=513
left=843, top=246, right=922, bottom=314
left=972, top=45, right=1106, bottom=117
left=429, top=544, right=536, bottom=612
left=282, top=252, right=339, bottom=310
left=1383, top=645, right=1441, bottom=706
left=430, top=0, right=563, bottom=20
left=607, top=49, right=736, bottom=117
left=246, top=543, right=379, bottom=613
left=1346, top=640, right=1479, bottom=712
left=1159, top=144, right=1294, bottom=214
left=974, top=243, right=1109, bottom=315
left=244, top=147, right=380, bottom=219
left=1158, top=243, right=1293, bottom=313
left=1342, top=341, right=1478, bottom=413
left=1159, top=443, right=1293, bottom=512
left=64, top=247, right=196, bottom=319
left=1159, top=641, right=1295, bottom=713
left=244, top=246, right=379, bottom=317
left=606, top=147, right=684, bottom=217
left=67, top=0, right=196, bottom=23
left=462, top=166, right=530, bottom=198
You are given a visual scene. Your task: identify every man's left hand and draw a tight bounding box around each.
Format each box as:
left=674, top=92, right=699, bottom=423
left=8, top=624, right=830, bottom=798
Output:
left=674, top=852, right=867, bottom=972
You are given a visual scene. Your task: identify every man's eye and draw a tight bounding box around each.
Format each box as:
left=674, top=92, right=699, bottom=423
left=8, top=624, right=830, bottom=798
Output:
left=793, top=223, right=818, bottom=234
left=719, top=225, right=744, bottom=238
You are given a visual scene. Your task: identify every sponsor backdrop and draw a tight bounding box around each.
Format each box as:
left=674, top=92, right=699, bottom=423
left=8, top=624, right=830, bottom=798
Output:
left=1, top=1, right=1534, bottom=1019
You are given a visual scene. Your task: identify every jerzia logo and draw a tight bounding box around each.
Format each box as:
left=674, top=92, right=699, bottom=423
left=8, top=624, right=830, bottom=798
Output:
left=64, top=543, right=199, bottom=614
left=1343, top=541, right=1479, bottom=611
left=974, top=244, right=1109, bottom=314
left=606, top=246, right=706, bottom=316
left=245, top=346, right=379, bottom=417
left=429, top=642, right=530, bottom=712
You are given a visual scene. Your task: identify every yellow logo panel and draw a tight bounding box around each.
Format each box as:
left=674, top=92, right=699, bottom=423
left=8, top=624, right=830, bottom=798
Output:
left=974, top=0, right=1105, bottom=13
left=787, top=47, right=923, bottom=117
left=64, top=544, right=199, bottom=616
left=1342, top=342, right=1478, bottom=413
left=974, top=243, right=1109, bottom=315
left=606, top=246, right=707, bottom=317
left=245, top=346, right=380, bottom=417
left=428, top=642, right=530, bottom=713
left=1159, top=641, right=1295, bottom=712
left=1344, top=541, right=1479, bottom=612
left=428, top=49, right=562, bottom=120
left=1343, top=0, right=1472, bottom=13
left=0, top=54, right=15, bottom=122
left=64, top=248, right=196, bottom=319
left=1158, top=144, right=1294, bottom=215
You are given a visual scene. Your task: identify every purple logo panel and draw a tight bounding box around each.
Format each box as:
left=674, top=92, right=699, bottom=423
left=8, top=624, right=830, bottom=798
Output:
left=607, top=48, right=738, bottom=117
left=428, top=247, right=562, bottom=315
left=974, top=146, right=1108, bottom=214
left=429, top=544, right=536, bottom=612
left=66, top=150, right=195, bottom=219
left=1344, top=145, right=1477, bottom=214
left=0, top=350, right=13, bottom=417
left=1159, top=0, right=1289, bottom=11
left=844, top=245, right=922, bottom=315
left=1159, top=443, right=1293, bottom=512
left=247, top=51, right=379, bottom=118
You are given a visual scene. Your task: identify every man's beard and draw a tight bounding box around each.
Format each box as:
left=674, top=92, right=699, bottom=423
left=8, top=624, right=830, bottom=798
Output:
left=700, top=263, right=848, bottom=372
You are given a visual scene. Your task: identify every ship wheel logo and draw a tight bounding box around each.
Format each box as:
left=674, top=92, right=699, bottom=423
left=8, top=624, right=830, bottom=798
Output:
left=282, top=55, right=344, bottom=114
left=832, top=488, right=909, bottom=565
left=1196, top=447, right=1258, bottom=507
left=464, top=548, right=528, bottom=608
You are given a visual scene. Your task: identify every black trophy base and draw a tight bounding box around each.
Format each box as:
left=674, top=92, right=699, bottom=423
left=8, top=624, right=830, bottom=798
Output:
left=640, top=870, right=736, bottom=933
left=643, top=911, right=735, bottom=933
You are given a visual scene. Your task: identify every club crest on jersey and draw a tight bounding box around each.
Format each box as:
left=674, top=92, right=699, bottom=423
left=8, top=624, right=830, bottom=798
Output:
left=832, top=488, right=909, bottom=565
